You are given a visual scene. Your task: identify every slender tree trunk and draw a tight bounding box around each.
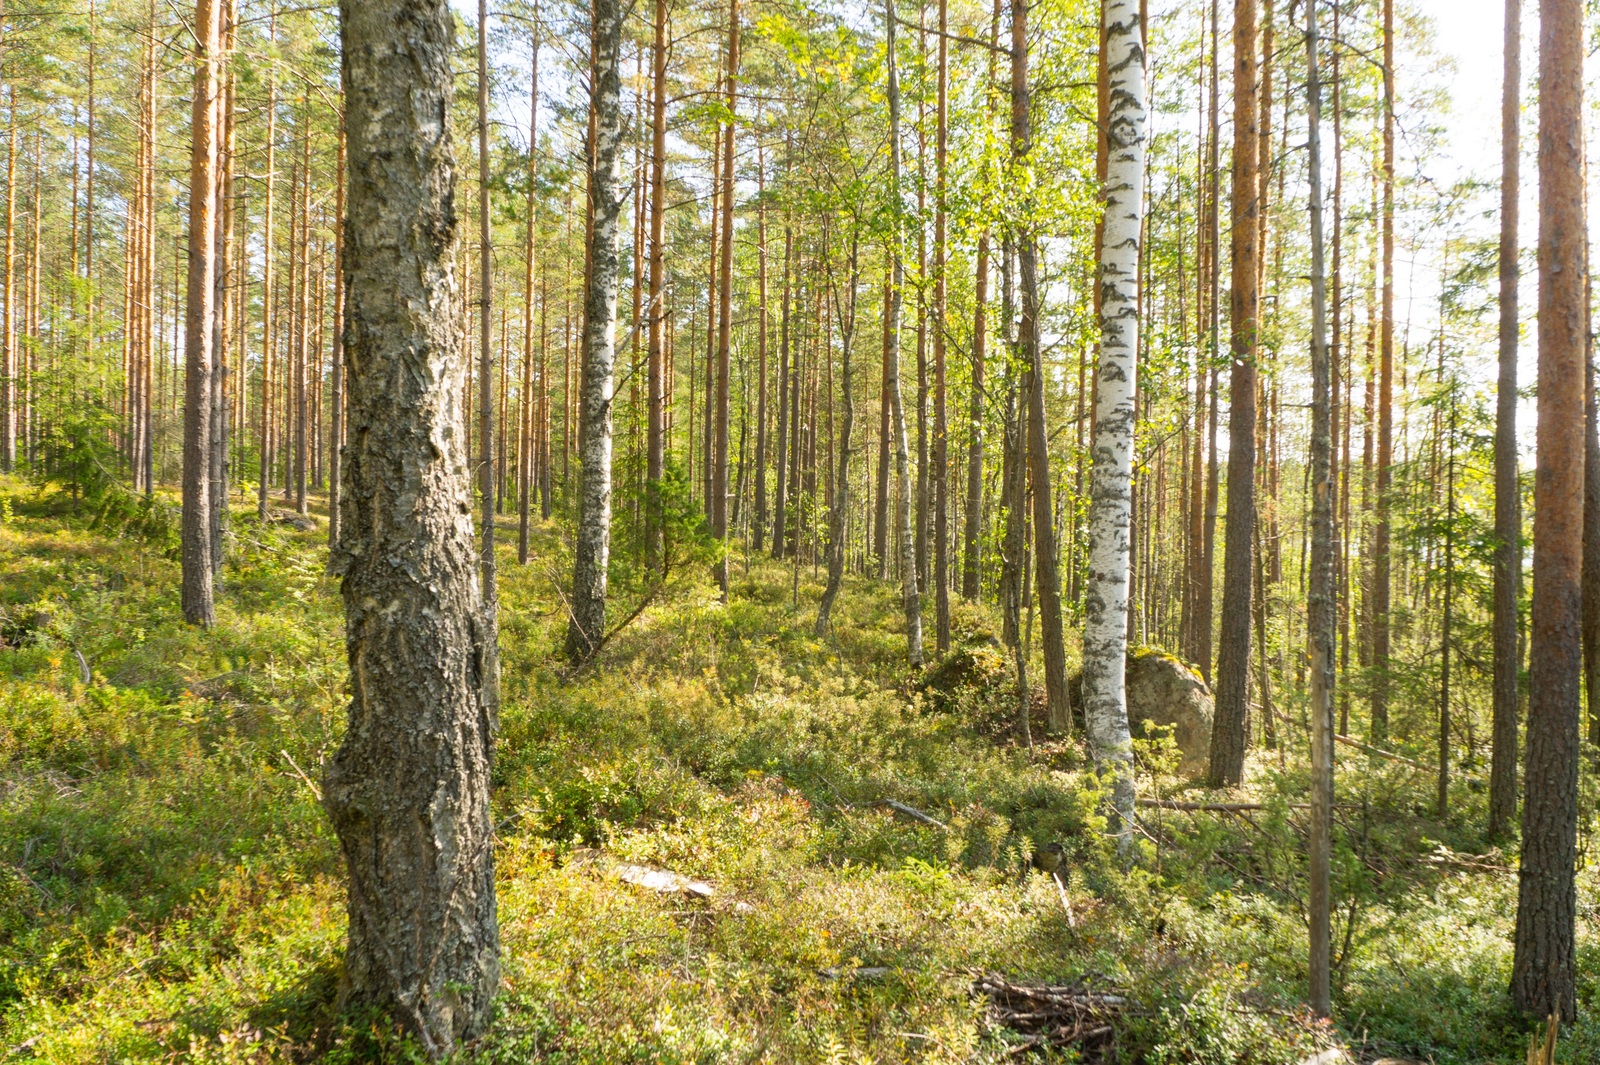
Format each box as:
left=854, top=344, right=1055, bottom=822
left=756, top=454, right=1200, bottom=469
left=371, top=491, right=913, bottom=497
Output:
left=211, top=4, right=237, bottom=572
left=295, top=100, right=311, bottom=515
left=1489, top=0, right=1522, bottom=840
left=1303, top=0, right=1334, bottom=1017
left=1012, top=0, right=1068, bottom=730
left=476, top=0, right=500, bottom=660
left=327, top=3, right=500, bottom=1048
left=1372, top=0, right=1396, bottom=740
left=258, top=18, right=277, bottom=521
left=816, top=238, right=858, bottom=635
left=932, top=0, right=950, bottom=652
left=1083, top=0, right=1145, bottom=846
left=713, top=0, right=739, bottom=599
left=645, top=0, right=666, bottom=569
left=1208, top=0, right=1260, bottom=787
left=885, top=0, right=923, bottom=667
left=330, top=108, right=346, bottom=550
left=566, top=0, right=628, bottom=665
left=1511, top=0, right=1584, bottom=1021
left=181, top=0, right=222, bottom=627
left=773, top=214, right=792, bottom=560
left=519, top=13, right=541, bottom=564
left=754, top=146, right=769, bottom=554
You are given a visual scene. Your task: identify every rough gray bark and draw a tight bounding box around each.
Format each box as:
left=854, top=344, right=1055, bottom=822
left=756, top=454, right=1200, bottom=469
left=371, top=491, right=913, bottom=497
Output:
left=477, top=0, right=500, bottom=647
left=1082, top=0, right=1144, bottom=849
left=566, top=0, right=628, bottom=665
left=1302, top=0, right=1334, bottom=1017
left=1489, top=0, right=1521, bottom=842
left=885, top=0, right=923, bottom=668
left=326, top=1, right=500, bottom=1050
left=816, top=237, right=858, bottom=637
left=181, top=0, right=221, bottom=627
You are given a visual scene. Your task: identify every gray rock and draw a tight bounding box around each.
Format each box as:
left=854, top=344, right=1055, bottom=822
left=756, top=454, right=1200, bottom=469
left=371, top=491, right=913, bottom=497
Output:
left=1121, top=649, right=1214, bottom=776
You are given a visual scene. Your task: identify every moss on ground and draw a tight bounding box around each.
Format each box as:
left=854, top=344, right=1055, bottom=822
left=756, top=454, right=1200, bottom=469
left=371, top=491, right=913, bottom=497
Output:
left=0, top=475, right=1595, bottom=1063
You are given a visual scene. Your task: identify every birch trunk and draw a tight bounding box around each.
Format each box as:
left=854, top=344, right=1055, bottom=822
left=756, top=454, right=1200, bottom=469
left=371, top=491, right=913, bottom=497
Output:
left=1083, top=0, right=1145, bottom=846
left=566, top=0, right=628, bottom=665
left=327, top=1, right=500, bottom=1048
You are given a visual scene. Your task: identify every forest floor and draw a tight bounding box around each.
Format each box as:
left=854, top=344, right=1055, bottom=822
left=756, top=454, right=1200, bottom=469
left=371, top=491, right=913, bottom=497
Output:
left=0, top=474, right=1596, bottom=1064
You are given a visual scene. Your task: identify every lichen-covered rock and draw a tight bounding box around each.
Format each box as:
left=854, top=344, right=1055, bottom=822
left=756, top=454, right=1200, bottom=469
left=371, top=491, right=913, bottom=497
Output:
left=1072, top=648, right=1213, bottom=775
left=1127, top=649, right=1213, bottom=774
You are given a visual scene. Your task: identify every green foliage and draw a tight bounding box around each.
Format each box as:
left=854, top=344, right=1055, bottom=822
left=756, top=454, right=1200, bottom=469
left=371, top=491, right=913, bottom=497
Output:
left=0, top=481, right=1596, bottom=1064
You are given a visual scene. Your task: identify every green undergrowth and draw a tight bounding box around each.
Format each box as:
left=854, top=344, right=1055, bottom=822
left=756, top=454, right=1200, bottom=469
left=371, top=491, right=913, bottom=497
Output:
left=0, top=474, right=1595, bottom=1063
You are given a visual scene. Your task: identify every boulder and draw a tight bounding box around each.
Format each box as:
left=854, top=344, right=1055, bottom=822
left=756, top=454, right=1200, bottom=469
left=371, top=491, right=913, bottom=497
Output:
left=1126, top=649, right=1213, bottom=774
left=1073, top=648, right=1213, bottom=775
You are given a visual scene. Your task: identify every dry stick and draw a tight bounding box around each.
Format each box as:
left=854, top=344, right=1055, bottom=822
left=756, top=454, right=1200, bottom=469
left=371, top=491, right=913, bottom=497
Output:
left=1333, top=731, right=1431, bottom=771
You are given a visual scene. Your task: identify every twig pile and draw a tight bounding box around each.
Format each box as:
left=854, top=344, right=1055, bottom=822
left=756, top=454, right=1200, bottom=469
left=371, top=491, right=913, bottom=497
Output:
left=973, top=972, right=1129, bottom=1056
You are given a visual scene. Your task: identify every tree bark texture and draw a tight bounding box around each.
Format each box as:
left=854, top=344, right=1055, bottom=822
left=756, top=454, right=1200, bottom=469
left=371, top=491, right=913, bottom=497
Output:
left=1083, top=0, right=1145, bottom=847
left=181, top=0, right=221, bottom=627
left=1512, top=0, right=1583, bottom=1023
left=1489, top=0, right=1521, bottom=841
left=566, top=0, right=628, bottom=665
left=327, top=0, right=500, bottom=1050
left=1209, top=0, right=1259, bottom=787
left=1302, top=0, right=1334, bottom=1016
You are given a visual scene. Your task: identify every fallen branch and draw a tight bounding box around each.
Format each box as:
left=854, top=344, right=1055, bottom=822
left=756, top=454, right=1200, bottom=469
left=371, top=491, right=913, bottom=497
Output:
left=279, top=749, right=322, bottom=802
left=1334, top=733, right=1433, bottom=772
left=613, top=862, right=715, bottom=899
left=869, top=799, right=948, bottom=829
left=974, top=971, right=1127, bottom=1055
left=1138, top=797, right=1313, bottom=812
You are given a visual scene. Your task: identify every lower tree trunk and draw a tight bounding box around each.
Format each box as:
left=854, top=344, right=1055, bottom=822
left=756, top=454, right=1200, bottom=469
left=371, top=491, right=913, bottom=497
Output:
left=565, top=0, right=628, bottom=666
left=1511, top=0, right=1583, bottom=1022
left=326, top=0, right=500, bottom=1051
left=1082, top=0, right=1144, bottom=851
left=181, top=0, right=221, bottom=628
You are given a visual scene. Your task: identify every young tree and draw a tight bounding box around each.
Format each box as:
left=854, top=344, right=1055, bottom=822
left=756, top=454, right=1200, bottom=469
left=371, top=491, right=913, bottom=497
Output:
left=1372, top=0, right=1396, bottom=740
left=1303, top=0, right=1335, bottom=1017
left=477, top=0, right=500, bottom=635
left=1511, top=0, right=1584, bottom=1023
left=885, top=0, right=923, bottom=667
left=566, top=0, right=628, bottom=665
left=325, top=0, right=500, bottom=1048
left=1209, top=0, right=1260, bottom=787
left=1014, top=0, right=1069, bottom=732
left=180, top=0, right=222, bottom=627
left=712, top=0, right=739, bottom=600
left=1489, top=0, right=1521, bottom=841
left=1083, top=0, right=1145, bottom=845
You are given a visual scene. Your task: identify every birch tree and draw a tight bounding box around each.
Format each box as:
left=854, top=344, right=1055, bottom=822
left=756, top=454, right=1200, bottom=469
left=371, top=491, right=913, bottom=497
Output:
left=566, top=0, right=628, bottom=666
left=326, top=0, right=500, bottom=1048
left=1082, top=0, right=1145, bottom=845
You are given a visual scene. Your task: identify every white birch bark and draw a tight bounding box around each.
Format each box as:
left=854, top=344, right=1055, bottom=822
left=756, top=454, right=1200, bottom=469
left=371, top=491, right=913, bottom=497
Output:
left=1083, top=0, right=1146, bottom=846
left=566, top=0, right=628, bottom=665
